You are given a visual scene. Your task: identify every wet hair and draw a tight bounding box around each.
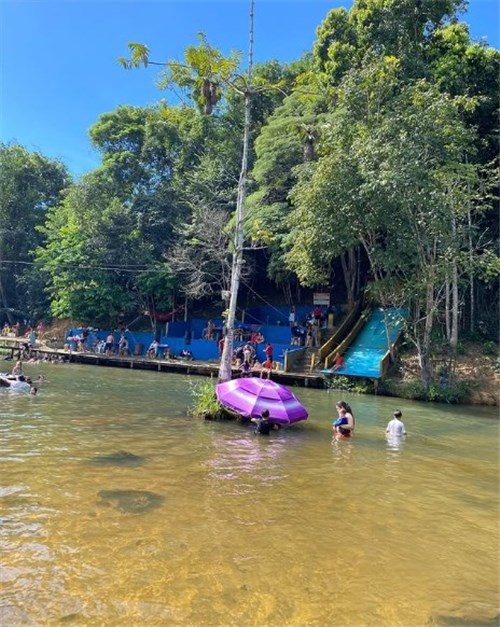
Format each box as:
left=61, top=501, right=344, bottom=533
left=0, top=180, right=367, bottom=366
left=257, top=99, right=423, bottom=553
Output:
left=336, top=400, right=352, bottom=413
left=261, top=409, right=270, bottom=419
left=394, top=410, right=403, bottom=418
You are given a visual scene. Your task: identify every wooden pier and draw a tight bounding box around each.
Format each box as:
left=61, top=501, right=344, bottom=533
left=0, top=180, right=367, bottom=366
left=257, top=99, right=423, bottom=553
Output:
left=0, top=337, right=325, bottom=389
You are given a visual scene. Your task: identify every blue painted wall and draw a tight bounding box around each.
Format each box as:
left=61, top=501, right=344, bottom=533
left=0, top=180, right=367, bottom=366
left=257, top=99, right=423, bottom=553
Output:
left=67, top=327, right=299, bottom=365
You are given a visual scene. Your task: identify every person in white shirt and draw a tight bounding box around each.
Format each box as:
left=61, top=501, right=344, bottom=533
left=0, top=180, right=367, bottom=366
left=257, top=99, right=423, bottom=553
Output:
left=386, top=410, right=407, bottom=436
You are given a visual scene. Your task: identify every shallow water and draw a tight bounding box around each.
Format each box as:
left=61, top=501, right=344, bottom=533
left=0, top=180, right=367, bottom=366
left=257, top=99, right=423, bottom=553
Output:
left=0, top=364, right=498, bottom=627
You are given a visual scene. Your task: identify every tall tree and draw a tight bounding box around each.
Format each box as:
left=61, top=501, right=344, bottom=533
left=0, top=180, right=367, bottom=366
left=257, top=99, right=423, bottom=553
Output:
left=287, top=74, right=488, bottom=386
left=0, top=144, right=70, bottom=322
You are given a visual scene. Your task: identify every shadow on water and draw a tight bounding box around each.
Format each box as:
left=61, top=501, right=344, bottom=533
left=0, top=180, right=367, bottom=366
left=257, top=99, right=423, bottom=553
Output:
left=432, top=613, right=500, bottom=627
left=97, top=490, right=164, bottom=514
left=86, top=451, right=146, bottom=467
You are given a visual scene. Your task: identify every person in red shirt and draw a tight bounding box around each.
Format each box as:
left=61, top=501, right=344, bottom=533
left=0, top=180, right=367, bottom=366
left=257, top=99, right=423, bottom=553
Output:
left=331, top=352, right=345, bottom=372
left=264, top=343, right=273, bottom=362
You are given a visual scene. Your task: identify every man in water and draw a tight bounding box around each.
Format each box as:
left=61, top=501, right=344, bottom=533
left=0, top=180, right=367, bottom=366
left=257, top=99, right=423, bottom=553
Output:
left=251, top=409, right=272, bottom=435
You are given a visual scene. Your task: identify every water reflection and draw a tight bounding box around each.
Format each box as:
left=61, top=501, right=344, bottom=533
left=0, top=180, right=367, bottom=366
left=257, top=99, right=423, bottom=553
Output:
left=330, top=435, right=355, bottom=467
left=206, top=431, right=290, bottom=492
left=385, top=433, right=406, bottom=451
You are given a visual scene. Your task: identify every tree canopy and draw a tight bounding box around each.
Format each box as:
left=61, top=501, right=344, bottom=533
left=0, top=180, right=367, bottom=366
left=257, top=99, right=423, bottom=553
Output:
left=2, top=0, right=498, bottom=385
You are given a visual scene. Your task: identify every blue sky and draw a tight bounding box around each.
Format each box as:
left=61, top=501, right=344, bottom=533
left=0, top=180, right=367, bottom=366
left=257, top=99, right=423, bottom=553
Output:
left=1, top=0, right=498, bottom=177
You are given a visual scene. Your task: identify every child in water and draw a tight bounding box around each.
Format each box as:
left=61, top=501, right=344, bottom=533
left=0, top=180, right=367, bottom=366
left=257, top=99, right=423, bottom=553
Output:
left=386, top=410, right=406, bottom=436
left=333, top=407, right=348, bottom=431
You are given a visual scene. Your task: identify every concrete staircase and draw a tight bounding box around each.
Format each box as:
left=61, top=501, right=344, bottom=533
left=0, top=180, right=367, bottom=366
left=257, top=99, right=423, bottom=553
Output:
left=288, top=347, right=321, bottom=374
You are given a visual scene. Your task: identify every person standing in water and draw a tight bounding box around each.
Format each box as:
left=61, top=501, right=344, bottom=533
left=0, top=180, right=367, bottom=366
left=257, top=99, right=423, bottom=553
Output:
left=251, top=409, right=272, bottom=435
left=11, top=360, right=24, bottom=376
left=334, top=400, right=355, bottom=438
left=386, top=410, right=406, bottom=436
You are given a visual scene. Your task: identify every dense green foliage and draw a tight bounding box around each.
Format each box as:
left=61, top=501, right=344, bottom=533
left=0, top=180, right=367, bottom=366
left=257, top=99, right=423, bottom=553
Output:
left=1, top=0, right=497, bottom=387
left=0, top=144, right=70, bottom=322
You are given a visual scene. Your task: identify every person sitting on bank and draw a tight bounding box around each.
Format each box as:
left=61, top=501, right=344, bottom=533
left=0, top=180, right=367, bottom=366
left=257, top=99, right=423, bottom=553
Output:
left=179, top=349, right=193, bottom=361
left=234, top=345, right=244, bottom=367
left=147, top=339, right=159, bottom=359
left=203, top=320, right=215, bottom=340
left=255, top=331, right=265, bottom=344
left=118, top=334, right=129, bottom=356
left=240, top=360, right=251, bottom=377
left=260, top=358, right=272, bottom=379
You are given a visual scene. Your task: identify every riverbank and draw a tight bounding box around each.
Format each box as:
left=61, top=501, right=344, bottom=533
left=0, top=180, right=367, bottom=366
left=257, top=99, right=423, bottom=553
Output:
left=382, top=342, right=499, bottom=406
left=1, top=337, right=496, bottom=406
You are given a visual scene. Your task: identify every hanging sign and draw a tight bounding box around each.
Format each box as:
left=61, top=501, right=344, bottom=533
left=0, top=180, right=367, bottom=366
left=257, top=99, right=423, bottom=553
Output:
left=313, top=292, right=330, bottom=306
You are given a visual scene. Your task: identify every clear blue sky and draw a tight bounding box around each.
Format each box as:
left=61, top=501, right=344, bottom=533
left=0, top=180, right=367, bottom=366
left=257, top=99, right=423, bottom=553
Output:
left=1, top=0, right=498, bottom=177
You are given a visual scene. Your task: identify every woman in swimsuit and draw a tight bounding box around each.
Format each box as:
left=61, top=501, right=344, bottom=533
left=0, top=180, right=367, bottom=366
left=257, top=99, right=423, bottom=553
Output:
left=334, top=400, right=355, bottom=438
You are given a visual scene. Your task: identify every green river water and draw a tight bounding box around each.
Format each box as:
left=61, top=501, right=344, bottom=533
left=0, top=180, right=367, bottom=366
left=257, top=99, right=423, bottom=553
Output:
left=0, top=364, right=498, bottom=627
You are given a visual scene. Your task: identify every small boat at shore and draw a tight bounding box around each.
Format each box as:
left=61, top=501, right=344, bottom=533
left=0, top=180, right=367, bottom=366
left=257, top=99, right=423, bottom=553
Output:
left=216, top=377, right=308, bottom=425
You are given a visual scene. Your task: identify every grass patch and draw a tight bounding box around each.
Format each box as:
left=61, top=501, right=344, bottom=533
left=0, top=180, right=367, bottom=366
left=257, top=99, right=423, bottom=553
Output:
left=188, top=378, right=225, bottom=419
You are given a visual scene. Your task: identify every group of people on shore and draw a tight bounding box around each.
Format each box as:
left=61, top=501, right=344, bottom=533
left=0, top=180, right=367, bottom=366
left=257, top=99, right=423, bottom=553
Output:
left=2, top=321, right=45, bottom=340
left=229, top=342, right=274, bottom=378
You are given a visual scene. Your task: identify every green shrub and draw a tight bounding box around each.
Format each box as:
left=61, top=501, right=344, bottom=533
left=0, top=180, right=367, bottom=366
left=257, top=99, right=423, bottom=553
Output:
left=323, top=376, right=374, bottom=394
left=380, top=378, right=472, bottom=404
left=189, top=378, right=224, bottom=419
left=482, top=341, right=497, bottom=356
left=426, top=381, right=472, bottom=404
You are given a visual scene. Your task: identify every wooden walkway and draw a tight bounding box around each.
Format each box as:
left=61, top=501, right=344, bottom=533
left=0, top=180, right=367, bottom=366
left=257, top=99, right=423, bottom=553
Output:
left=0, top=337, right=325, bottom=389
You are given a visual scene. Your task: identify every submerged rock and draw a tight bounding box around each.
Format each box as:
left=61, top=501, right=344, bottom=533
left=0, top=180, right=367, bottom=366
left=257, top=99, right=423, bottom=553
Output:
left=97, top=489, right=163, bottom=514
left=87, top=451, right=145, bottom=467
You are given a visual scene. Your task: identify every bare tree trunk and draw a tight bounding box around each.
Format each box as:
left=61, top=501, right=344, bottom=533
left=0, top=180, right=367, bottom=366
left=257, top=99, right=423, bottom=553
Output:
left=450, top=216, right=459, bottom=350
left=467, top=209, right=475, bottom=333
left=340, top=248, right=357, bottom=308
left=445, top=276, right=451, bottom=341
left=0, top=272, right=10, bottom=321
left=421, top=281, right=435, bottom=389
left=0, top=244, right=12, bottom=322
left=450, top=261, right=459, bottom=350
left=219, top=0, right=254, bottom=383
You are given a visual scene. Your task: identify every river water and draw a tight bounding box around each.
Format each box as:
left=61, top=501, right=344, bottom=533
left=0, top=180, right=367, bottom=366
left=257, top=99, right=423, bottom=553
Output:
left=0, top=364, right=498, bottom=627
